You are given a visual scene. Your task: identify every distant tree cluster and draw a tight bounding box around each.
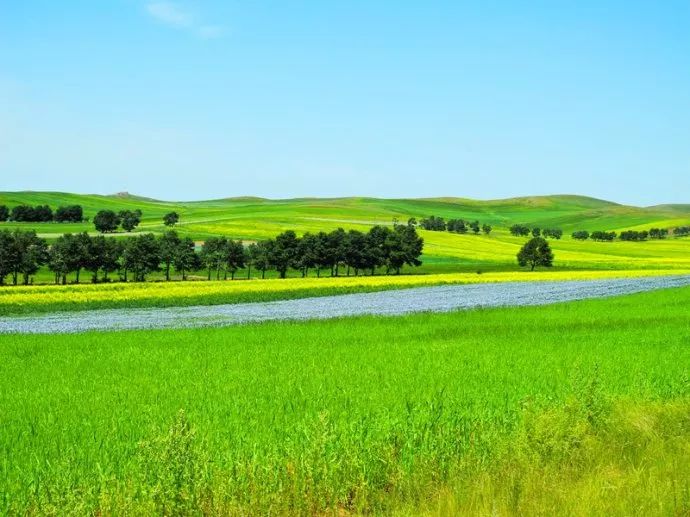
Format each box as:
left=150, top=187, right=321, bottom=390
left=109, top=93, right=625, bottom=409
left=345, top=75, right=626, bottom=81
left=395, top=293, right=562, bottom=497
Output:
left=0, top=204, right=84, bottom=223
left=509, top=225, right=562, bottom=239
left=591, top=231, right=617, bottom=242
left=619, top=230, right=648, bottom=241
left=648, top=228, right=669, bottom=239
left=675, top=226, right=690, bottom=237
left=0, top=221, right=424, bottom=285
left=163, top=211, right=179, bottom=227
left=93, top=210, right=142, bottom=233
left=571, top=227, right=679, bottom=242
left=242, top=221, right=424, bottom=279
left=420, top=216, right=492, bottom=235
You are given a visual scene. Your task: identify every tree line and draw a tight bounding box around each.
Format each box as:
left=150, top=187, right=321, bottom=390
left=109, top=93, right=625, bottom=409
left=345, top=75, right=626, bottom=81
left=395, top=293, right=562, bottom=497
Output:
left=93, top=209, right=143, bottom=233
left=420, top=216, right=492, bottom=235
left=0, top=221, right=424, bottom=285
left=0, top=204, right=84, bottom=223
left=571, top=227, right=685, bottom=242
left=509, top=225, right=563, bottom=239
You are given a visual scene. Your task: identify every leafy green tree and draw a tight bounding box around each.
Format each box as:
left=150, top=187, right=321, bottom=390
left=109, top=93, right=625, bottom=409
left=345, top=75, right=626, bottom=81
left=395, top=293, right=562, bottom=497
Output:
left=447, top=219, right=467, bottom=234
left=571, top=230, right=590, bottom=240
left=123, top=234, right=161, bottom=281
left=0, top=205, right=9, bottom=222
left=159, top=231, right=182, bottom=281
left=224, top=239, right=246, bottom=280
left=482, top=224, right=492, bottom=235
left=509, top=224, right=531, bottom=237
left=54, top=205, right=84, bottom=223
left=326, top=228, right=347, bottom=276
left=101, top=238, right=123, bottom=281
left=297, top=232, right=320, bottom=277
left=173, top=237, right=199, bottom=281
left=200, top=237, right=227, bottom=280
left=343, top=230, right=368, bottom=276
left=48, top=235, right=72, bottom=284
left=163, top=212, right=179, bottom=227
left=0, top=230, right=17, bottom=285
left=470, top=220, right=481, bottom=235
left=248, top=240, right=273, bottom=279
left=69, top=233, right=92, bottom=283
left=543, top=228, right=563, bottom=239
left=420, top=216, right=446, bottom=231
left=119, top=210, right=142, bottom=232
left=649, top=228, right=669, bottom=239
left=531, top=227, right=541, bottom=238
left=86, top=235, right=108, bottom=283
left=10, top=230, right=49, bottom=285
left=364, top=225, right=390, bottom=275
left=94, top=210, right=120, bottom=233
left=385, top=221, right=424, bottom=274
left=591, top=231, right=616, bottom=242
left=270, top=231, right=301, bottom=279
left=48, top=232, right=90, bottom=283
left=517, top=237, right=554, bottom=271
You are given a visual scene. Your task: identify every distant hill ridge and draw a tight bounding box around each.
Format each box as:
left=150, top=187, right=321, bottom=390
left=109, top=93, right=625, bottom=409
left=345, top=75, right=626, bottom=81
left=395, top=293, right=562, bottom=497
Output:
left=0, top=190, right=678, bottom=208
left=0, top=191, right=688, bottom=234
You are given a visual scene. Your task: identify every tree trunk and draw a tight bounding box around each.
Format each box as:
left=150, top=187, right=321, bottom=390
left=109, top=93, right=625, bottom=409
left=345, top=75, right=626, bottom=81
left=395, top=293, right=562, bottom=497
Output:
left=165, top=263, right=170, bottom=281
left=261, top=269, right=266, bottom=279
left=316, top=268, right=320, bottom=278
left=76, top=268, right=81, bottom=284
left=247, top=265, right=251, bottom=279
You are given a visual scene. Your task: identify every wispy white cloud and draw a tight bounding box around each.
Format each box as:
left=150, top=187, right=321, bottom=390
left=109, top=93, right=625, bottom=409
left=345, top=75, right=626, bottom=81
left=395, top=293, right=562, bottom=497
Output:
left=145, top=2, right=223, bottom=38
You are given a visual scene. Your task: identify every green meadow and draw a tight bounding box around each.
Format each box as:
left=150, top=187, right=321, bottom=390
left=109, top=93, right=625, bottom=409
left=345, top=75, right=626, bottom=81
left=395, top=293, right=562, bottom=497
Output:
left=2, top=287, right=690, bottom=515
left=2, top=191, right=690, bottom=277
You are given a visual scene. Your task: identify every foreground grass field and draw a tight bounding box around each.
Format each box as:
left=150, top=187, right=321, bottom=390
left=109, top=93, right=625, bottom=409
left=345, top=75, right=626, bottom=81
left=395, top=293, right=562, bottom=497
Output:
left=2, top=287, right=690, bottom=515
left=2, top=269, right=689, bottom=316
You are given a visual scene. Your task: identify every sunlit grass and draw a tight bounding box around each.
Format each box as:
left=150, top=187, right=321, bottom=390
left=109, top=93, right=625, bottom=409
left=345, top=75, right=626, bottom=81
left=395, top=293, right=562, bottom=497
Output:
left=1, top=287, right=689, bottom=514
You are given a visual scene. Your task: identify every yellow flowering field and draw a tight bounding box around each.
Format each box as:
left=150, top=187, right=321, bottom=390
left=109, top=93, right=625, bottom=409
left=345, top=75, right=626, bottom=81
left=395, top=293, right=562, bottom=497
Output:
left=2, top=269, right=688, bottom=315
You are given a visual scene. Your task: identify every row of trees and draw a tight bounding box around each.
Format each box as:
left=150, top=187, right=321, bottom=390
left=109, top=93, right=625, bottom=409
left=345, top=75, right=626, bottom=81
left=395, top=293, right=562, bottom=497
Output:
left=509, top=225, right=563, bottom=239
left=0, top=204, right=84, bottom=223
left=419, top=216, right=492, bottom=235
left=93, top=210, right=142, bottom=233
left=572, top=227, right=680, bottom=242
left=0, top=222, right=424, bottom=285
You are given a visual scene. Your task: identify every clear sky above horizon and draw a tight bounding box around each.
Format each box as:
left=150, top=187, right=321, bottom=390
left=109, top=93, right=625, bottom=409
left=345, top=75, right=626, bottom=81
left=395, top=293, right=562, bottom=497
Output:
left=1, top=1, right=689, bottom=205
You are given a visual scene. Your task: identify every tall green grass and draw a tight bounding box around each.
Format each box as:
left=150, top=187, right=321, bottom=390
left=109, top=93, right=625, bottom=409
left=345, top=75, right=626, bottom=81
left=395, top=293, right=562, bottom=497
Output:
left=1, top=287, right=690, bottom=514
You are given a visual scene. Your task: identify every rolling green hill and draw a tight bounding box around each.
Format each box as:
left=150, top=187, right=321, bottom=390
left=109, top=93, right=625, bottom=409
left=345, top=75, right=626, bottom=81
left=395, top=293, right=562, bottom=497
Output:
left=1, top=191, right=689, bottom=274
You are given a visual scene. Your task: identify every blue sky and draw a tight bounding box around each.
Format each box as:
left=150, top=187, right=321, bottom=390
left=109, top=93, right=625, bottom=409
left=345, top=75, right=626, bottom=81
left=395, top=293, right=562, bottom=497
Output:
left=1, top=1, right=688, bottom=204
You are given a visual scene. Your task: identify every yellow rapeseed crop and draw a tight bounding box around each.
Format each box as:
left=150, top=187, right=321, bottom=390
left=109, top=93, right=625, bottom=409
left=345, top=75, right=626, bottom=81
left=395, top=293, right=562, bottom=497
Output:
left=2, top=269, right=688, bottom=315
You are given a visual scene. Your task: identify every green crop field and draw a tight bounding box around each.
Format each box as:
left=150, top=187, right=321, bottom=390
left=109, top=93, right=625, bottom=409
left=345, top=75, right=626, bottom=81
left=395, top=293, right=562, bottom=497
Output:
left=2, top=287, right=690, bottom=515
left=2, top=191, right=690, bottom=280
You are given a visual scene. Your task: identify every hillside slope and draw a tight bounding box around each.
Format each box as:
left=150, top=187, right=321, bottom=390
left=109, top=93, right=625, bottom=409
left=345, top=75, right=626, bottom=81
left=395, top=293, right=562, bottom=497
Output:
left=1, top=192, right=689, bottom=274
